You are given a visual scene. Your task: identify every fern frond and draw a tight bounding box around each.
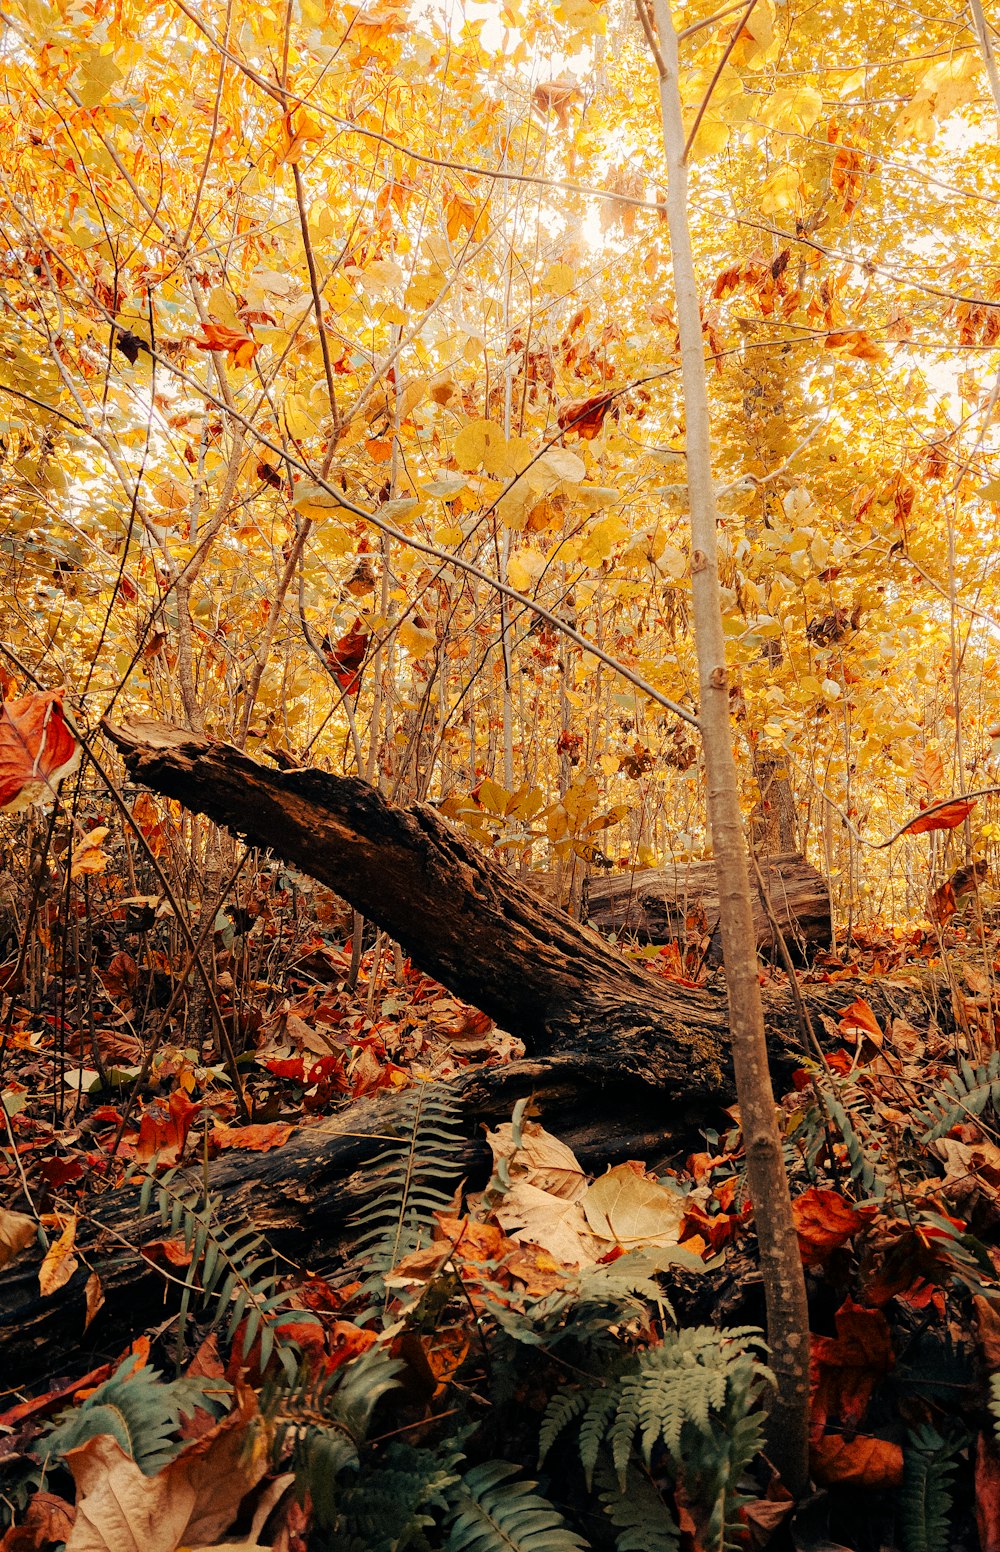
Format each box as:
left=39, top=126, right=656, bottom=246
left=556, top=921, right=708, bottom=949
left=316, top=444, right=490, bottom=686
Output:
left=596, top=1463, right=679, bottom=1552
left=263, top=1343, right=403, bottom=1528
left=918, top=1053, right=1000, bottom=1142
left=445, top=1461, right=589, bottom=1552
left=319, top=1440, right=463, bottom=1552
left=136, top=1169, right=310, bottom=1368
left=538, top=1388, right=588, bottom=1465
left=348, top=1082, right=465, bottom=1306
left=43, top=1354, right=230, bottom=1474
left=900, top=1424, right=958, bottom=1552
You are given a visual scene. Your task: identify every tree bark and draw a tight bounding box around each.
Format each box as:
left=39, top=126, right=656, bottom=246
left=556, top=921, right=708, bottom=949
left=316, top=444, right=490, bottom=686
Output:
left=584, top=852, right=830, bottom=960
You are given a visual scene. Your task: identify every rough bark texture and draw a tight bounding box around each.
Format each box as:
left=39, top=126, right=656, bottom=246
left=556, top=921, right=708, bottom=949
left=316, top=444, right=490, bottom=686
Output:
left=584, top=852, right=830, bottom=960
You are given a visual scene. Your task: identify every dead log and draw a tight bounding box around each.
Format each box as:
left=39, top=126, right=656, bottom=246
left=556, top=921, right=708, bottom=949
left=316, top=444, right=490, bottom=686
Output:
left=584, top=853, right=831, bottom=961
left=5, top=705, right=937, bottom=1383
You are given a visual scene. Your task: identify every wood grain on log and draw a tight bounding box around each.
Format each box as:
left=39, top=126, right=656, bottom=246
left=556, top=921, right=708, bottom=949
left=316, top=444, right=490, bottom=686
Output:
left=584, top=853, right=831, bottom=960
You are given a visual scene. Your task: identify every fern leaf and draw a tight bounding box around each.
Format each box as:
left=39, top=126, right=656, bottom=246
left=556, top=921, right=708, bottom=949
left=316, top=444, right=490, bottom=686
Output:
left=900, top=1425, right=957, bottom=1552
left=597, top=1463, right=679, bottom=1552
left=538, top=1388, right=587, bottom=1465
left=446, top=1462, right=588, bottom=1551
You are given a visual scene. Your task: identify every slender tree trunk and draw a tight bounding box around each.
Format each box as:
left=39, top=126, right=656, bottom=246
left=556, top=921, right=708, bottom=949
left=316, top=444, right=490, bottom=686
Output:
left=644, top=0, right=811, bottom=1492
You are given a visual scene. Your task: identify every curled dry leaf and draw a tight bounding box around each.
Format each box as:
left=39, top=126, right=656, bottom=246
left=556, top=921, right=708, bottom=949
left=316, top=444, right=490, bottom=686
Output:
left=38, top=1215, right=78, bottom=1297
left=485, top=1119, right=587, bottom=1200
left=0, top=1206, right=37, bottom=1270
left=901, top=796, right=977, bottom=836
left=810, top=1433, right=904, bottom=1489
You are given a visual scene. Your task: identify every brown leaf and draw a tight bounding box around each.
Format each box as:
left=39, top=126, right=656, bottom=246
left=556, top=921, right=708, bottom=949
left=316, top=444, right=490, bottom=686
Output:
left=0, top=692, right=80, bottom=813
left=810, top=1433, right=903, bottom=1488
left=556, top=391, right=616, bottom=440
left=0, top=1492, right=75, bottom=1552
left=64, top=1386, right=266, bottom=1552
left=193, top=322, right=258, bottom=368
left=0, top=1206, right=37, bottom=1270
left=83, top=1272, right=104, bottom=1332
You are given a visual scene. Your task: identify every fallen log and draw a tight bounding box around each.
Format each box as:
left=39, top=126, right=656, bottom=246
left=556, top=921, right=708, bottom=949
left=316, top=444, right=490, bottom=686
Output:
left=0, top=718, right=922, bottom=1386
left=584, top=853, right=831, bottom=962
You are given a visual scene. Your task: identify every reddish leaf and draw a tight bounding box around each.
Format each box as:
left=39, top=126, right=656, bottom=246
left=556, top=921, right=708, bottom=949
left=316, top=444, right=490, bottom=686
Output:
left=0, top=1490, right=75, bottom=1552
left=556, top=391, right=616, bottom=439
left=902, top=797, right=976, bottom=836
left=193, top=321, right=258, bottom=367
left=0, top=692, right=80, bottom=813
left=793, top=1187, right=872, bottom=1267
left=323, top=620, right=369, bottom=694
left=838, top=997, right=882, bottom=1045
left=811, top=1433, right=904, bottom=1488
left=136, top=1091, right=200, bottom=1165
left=810, top=1297, right=894, bottom=1438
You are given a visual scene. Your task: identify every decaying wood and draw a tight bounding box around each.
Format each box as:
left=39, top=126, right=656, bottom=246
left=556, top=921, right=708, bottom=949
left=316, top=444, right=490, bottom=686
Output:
left=0, top=718, right=930, bottom=1385
left=584, top=853, right=831, bottom=961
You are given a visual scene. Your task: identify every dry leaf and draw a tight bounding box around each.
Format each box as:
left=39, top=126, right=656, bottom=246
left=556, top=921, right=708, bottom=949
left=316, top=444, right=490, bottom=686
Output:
left=0, top=1206, right=37, bottom=1269
left=582, top=1164, right=686, bottom=1247
left=0, top=692, right=80, bottom=813
left=39, top=1216, right=78, bottom=1297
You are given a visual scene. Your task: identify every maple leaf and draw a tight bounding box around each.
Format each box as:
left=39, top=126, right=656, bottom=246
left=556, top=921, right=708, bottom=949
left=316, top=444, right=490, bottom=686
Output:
left=193, top=322, right=258, bottom=367
left=810, top=1297, right=894, bottom=1439
left=0, top=692, right=80, bottom=813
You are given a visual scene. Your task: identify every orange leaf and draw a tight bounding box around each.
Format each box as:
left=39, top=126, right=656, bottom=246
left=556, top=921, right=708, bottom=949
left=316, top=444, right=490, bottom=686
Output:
left=557, top=391, right=616, bottom=439
left=811, top=1433, right=903, bottom=1489
left=793, top=1187, right=871, bottom=1267
left=810, top=1297, right=893, bottom=1437
left=38, top=1215, right=78, bottom=1297
left=838, top=996, right=882, bottom=1046
left=194, top=322, right=258, bottom=367
left=0, top=1490, right=75, bottom=1552
left=136, top=1091, right=200, bottom=1164
left=0, top=692, right=79, bottom=813
left=211, top=1120, right=294, bottom=1152
left=902, top=797, right=976, bottom=836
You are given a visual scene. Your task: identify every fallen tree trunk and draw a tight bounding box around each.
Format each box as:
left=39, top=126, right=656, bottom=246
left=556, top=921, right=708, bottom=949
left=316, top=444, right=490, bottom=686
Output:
left=4, top=719, right=933, bottom=1382
left=584, top=853, right=831, bottom=961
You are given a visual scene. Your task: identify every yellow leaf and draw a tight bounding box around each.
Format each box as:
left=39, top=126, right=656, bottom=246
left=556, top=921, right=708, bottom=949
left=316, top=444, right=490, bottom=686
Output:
left=475, top=778, right=509, bottom=815
left=541, top=261, right=577, bottom=296
left=759, top=165, right=803, bottom=214
left=507, top=546, right=547, bottom=591
left=761, top=85, right=823, bottom=134
left=39, top=1215, right=78, bottom=1296
left=71, top=827, right=110, bottom=880
left=397, top=616, right=436, bottom=657
left=0, top=1207, right=36, bottom=1270
left=454, top=418, right=510, bottom=474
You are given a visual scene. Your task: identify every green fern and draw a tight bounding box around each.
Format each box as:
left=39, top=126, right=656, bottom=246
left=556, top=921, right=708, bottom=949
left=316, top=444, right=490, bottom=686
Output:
left=917, top=1053, right=1000, bottom=1142
left=596, top=1463, right=679, bottom=1552
left=263, top=1342, right=403, bottom=1528
left=137, top=1167, right=310, bottom=1370
left=899, top=1424, right=959, bottom=1552
left=495, top=1252, right=672, bottom=1357
left=541, top=1325, right=770, bottom=1552
left=316, top=1440, right=464, bottom=1552
left=42, top=1353, right=230, bottom=1474
left=445, top=1461, right=589, bottom=1552
left=348, top=1081, right=465, bottom=1306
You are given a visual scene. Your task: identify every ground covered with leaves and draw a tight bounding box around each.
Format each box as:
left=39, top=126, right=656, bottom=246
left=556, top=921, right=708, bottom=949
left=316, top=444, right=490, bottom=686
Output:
left=3, top=835, right=1000, bottom=1552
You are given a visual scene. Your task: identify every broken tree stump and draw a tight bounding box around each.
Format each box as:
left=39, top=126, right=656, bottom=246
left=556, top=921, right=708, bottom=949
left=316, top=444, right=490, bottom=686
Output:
left=584, top=853, right=831, bottom=961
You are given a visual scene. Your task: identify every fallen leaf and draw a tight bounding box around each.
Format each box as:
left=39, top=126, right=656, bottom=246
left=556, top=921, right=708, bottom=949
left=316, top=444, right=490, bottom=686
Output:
left=211, top=1121, right=294, bottom=1152
left=39, top=1216, right=78, bottom=1296
left=0, top=1206, right=37, bottom=1269
left=486, top=1120, right=587, bottom=1201
left=810, top=1433, right=903, bottom=1489
left=583, top=1164, right=686, bottom=1247
left=977, top=1429, right=1000, bottom=1552
left=0, top=1491, right=75, bottom=1552
left=810, top=1297, right=893, bottom=1438
left=793, top=1187, right=872, bottom=1267
left=83, top=1272, right=104, bottom=1331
